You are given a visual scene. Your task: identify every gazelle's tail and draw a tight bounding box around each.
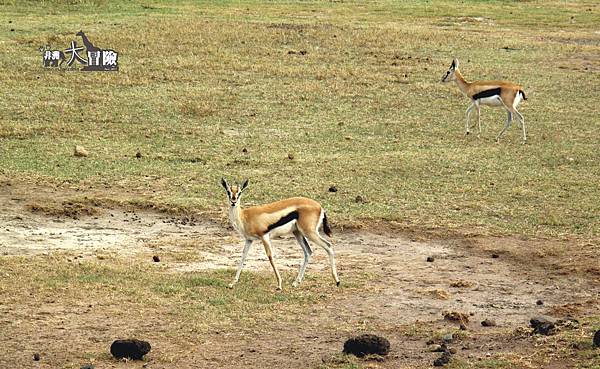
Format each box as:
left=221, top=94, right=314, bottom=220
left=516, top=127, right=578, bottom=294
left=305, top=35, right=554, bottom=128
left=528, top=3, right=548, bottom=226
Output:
left=519, top=90, right=527, bottom=101
left=322, top=212, right=332, bottom=237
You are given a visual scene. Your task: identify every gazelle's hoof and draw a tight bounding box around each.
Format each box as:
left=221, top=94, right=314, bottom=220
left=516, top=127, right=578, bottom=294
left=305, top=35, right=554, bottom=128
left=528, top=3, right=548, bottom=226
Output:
left=465, top=131, right=470, bottom=136
left=336, top=281, right=341, bottom=287
left=292, top=281, right=299, bottom=287
left=276, top=286, right=282, bottom=291
left=227, top=283, right=235, bottom=289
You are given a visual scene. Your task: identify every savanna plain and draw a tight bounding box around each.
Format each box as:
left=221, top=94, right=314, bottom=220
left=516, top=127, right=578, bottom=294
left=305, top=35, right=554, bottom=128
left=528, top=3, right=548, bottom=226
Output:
left=0, top=1, right=599, bottom=368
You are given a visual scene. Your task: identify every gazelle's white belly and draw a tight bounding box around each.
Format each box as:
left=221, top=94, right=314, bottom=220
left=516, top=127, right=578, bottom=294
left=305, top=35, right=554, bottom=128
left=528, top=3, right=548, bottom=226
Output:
left=476, top=95, right=504, bottom=107
left=268, top=220, right=297, bottom=238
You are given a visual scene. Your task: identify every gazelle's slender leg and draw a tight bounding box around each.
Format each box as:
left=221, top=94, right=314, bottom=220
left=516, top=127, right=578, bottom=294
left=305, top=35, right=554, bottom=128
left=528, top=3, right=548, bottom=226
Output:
left=260, top=235, right=282, bottom=290
left=305, top=232, right=340, bottom=286
left=496, top=111, right=513, bottom=142
left=476, top=101, right=482, bottom=136
left=515, top=109, right=526, bottom=142
left=292, top=230, right=312, bottom=287
left=228, top=239, right=253, bottom=288
left=465, top=102, right=475, bottom=135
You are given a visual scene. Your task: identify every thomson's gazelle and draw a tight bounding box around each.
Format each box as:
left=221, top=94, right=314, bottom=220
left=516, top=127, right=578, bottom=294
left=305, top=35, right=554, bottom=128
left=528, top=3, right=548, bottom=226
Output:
left=442, top=58, right=528, bottom=142
left=221, top=178, right=340, bottom=290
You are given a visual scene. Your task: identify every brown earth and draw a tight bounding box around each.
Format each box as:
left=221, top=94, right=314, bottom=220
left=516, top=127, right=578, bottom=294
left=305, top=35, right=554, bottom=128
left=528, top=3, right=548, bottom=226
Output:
left=1, top=184, right=599, bottom=369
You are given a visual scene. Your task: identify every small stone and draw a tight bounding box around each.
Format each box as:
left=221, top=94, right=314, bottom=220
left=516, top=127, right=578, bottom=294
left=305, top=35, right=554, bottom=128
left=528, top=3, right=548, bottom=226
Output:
left=442, top=333, right=453, bottom=343
left=242, top=148, right=248, bottom=153
left=354, top=195, right=368, bottom=204
left=152, top=255, right=160, bottom=262
left=449, top=347, right=457, bottom=354
left=593, top=330, right=600, bottom=347
left=33, top=353, right=40, bottom=361
left=110, top=339, right=151, bottom=360
left=74, top=145, right=89, bottom=157
left=459, top=324, right=468, bottom=331
left=328, top=186, right=338, bottom=193
left=481, top=319, right=497, bottom=327
left=429, top=344, right=443, bottom=352
left=536, top=299, right=544, bottom=306
left=426, top=256, right=435, bottom=262
left=135, top=150, right=142, bottom=158
left=530, top=316, right=556, bottom=335
left=433, top=352, right=451, bottom=366
left=491, top=254, right=499, bottom=258
left=287, top=153, right=294, bottom=160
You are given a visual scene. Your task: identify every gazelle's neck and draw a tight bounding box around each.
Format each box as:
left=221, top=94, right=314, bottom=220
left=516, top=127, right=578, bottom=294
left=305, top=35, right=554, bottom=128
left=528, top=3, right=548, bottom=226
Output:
left=454, top=69, right=471, bottom=96
left=228, top=202, right=245, bottom=235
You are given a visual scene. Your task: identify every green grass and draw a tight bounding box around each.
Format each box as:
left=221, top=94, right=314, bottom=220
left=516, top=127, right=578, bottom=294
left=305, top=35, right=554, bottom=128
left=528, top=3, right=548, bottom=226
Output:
left=1, top=1, right=599, bottom=241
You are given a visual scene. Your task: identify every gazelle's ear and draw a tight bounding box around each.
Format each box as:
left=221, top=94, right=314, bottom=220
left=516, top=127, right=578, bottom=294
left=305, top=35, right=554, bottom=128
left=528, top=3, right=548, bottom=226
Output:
left=221, top=178, right=229, bottom=191
left=452, top=58, right=459, bottom=69
left=240, top=179, right=249, bottom=192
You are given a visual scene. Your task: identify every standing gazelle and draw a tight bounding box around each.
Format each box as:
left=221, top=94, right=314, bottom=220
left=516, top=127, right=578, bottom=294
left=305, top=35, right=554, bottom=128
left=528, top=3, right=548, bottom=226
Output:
left=221, top=178, right=340, bottom=290
left=442, top=58, right=528, bottom=142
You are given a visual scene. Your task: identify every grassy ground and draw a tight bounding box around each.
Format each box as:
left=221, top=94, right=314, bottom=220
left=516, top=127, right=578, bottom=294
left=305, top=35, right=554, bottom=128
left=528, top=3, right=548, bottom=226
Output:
left=1, top=0, right=599, bottom=240
left=1, top=1, right=600, bottom=368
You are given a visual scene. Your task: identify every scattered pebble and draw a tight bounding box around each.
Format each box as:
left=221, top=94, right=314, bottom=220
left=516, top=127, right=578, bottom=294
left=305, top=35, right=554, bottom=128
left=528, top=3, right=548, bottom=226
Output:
left=152, top=255, right=160, bottom=262
left=242, top=148, right=248, bottom=153
left=135, top=150, right=142, bottom=159
left=491, top=254, right=499, bottom=258
left=433, top=352, right=451, bottom=366
left=343, top=334, right=390, bottom=358
left=536, top=299, right=544, bottom=306
left=459, top=323, right=468, bottom=331
left=33, top=353, right=40, bottom=361
left=74, top=145, right=89, bottom=157
left=354, top=195, right=368, bottom=204
left=287, top=153, right=294, bottom=160
left=426, top=256, right=435, bottom=263
left=530, top=316, right=556, bottom=336
left=442, top=333, right=453, bottom=343
left=481, top=319, right=497, bottom=327
left=328, top=186, right=338, bottom=193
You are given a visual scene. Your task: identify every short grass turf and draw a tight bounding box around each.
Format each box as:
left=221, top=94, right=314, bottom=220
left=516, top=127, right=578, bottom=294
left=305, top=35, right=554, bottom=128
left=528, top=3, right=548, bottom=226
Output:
left=0, top=0, right=599, bottom=240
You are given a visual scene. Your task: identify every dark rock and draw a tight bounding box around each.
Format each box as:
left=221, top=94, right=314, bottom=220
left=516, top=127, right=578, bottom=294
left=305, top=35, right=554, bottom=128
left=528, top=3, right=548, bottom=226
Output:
left=328, top=185, right=338, bottom=193
left=152, top=255, right=160, bottom=262
left=491, top=254, right=499, bottom=258
left=135, top=150, right=142, bottom=159
left=426, top=256, right=435, bottom=263
left=593, top=330, right=600, bottom=347
left=343, top=334, right=390, bottom=358
left=536, top=299, right=544, bottom=306
left=33, top=353, right=40, bottom=361
left=433, top=352, right=451, bottom=366
left=110, top=339, right=151, bottom=360
left=530, top=317, right=556, bottom=336
left=242, top=148, right=248, bottom=153
left=481, top=319, right=497, bottom=327
left=459, top=323, right=468, bottom=331
left=287, top=153, right=294, bottom=160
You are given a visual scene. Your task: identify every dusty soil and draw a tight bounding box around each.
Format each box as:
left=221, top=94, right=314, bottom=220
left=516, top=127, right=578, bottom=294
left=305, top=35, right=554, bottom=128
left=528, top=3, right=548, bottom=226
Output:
left=1, top=185, right=599, bottom=369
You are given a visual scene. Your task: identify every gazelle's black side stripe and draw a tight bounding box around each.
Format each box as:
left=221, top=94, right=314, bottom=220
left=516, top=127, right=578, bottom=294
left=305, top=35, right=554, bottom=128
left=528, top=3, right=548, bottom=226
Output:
left=473, top=87, right=501, bottom=100
left=267, top=211, right=299, bottom=232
